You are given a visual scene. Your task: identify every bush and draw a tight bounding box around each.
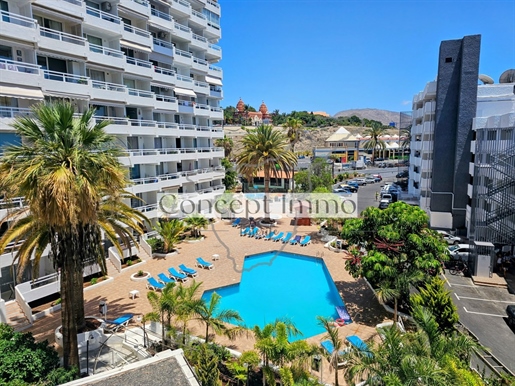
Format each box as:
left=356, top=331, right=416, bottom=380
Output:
left=147, top=237, right=164, bottom=251
left=137, top=270, right=144, bottom=277
left=90, top=278, right=98, bottom=285
left=126, top=259, right=132, bottom=267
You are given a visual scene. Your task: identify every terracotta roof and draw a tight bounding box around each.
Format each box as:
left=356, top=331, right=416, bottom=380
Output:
left=312, top=111, right=329, bottom=117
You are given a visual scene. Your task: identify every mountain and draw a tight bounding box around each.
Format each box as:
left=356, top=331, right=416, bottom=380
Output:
left=333, top=108, right=408, bottom=126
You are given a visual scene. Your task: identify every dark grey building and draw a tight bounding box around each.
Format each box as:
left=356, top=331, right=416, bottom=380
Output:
left=430, top=35, right=481, bottom=231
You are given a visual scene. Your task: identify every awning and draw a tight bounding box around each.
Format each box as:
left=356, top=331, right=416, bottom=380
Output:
left=43, top=91, right=90, bottom=100
left=0, top=85, right=44, bottom=100
left=173, top=87, right=196, bottom=97
left=119, top=40, right=152, bottom=53
left=205, top=76, right=223, bottom=86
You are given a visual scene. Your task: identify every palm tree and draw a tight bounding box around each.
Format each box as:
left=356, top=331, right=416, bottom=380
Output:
left=317, top=317, right=345, bottom=386
left=196, top=292, right=243, bottom=343
left=146, top=282, right=179, bottom=346
left=184, top=214, right=209, bottom=239
left=361, top=122, right=387, bottom=165
left=283, top=117, right=303, bottom=153
left=154, top=218, right=186, bottom=253
left=0, top=102, right=146, bottom=369
left=235, top=125, right=297, bottom=220
left=215, top=135, right=234, bottom=159
left=175, top=280, right=204, bottom=344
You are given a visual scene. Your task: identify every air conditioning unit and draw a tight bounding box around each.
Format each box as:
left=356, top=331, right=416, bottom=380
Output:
left=157, top=31, right=167, bottom=39
left=101, top=2, right=112, bottom=12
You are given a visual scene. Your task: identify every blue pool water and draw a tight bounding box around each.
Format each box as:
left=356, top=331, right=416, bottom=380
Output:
left=202, top=251, right=345, bottom=340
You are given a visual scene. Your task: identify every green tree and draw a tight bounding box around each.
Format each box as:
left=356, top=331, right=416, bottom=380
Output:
left=361, top=122, right=387, bottom=165
left=0, top=102, right=146, bottom=369
left=411, top=277, right=459, bottom=334
left=184, top=214, right=209, bottom=238
left=236, top=125, right=297, bottom=219
left=175, top=280, right=204, bottom=344
left=221, top=157, right=237, bottom=190
left=317, top=317, right=345, bottom=386
left=197, top=292, right=243, bottom=343
left=283, top=117, right=303, bottom=153
left=154, top=218, right=186, bottom=253
left=145, top=282, right=179, bottom=344
left=343, top=202, right=448, bottom=321
left=215, top=135, right=234, bottom=158
left=294, top=158, right=333, bottom=192
left=195, top=344, right=220, bottom=386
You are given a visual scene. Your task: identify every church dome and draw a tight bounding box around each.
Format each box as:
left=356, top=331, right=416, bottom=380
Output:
left=259, top=101, right=268, bottom=115
left=236, top=98, right=245, bottom=112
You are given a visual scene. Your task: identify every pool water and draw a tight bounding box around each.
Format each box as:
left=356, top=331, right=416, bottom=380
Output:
left=201, top=251, right=345, bottom=340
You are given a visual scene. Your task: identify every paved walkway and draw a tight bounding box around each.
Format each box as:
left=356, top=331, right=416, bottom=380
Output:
left=15, top=219, right=390, bottom=385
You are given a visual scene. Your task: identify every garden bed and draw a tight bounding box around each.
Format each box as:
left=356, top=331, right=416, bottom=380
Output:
left=121, top=255, right=142, bottom=269
left=29, top=293, right=61, bottom=314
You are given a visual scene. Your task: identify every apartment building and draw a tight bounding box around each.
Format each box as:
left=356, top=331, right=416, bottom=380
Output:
left=0, top=0, right=225, bottom=299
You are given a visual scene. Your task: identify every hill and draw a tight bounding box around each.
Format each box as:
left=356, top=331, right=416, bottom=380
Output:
left=333, top=108, right=405, bottom=125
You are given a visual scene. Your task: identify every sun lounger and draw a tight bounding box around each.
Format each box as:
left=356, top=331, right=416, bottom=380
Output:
left=320, top=340, right=348, bottom=367
left=158, top=273, right=175, bottom=284
left=103, top=313, right=134, bottom=333
left=248, top=227, right=259, bottom=238
left=196, top=257, right=214, bottom=269
left=346, top=335, right=372, bottom=357
left=281, top=232, right=293, bottom=243
left=299, top=235, right=311, bottom=246
left=168, top=267, right=188, bottom=282
left=289, top=235, right=302, bottom=245
left=240, top=227, right=250, bottom=236
left=231, top=218, right=241, bottom=227
left=146, top=277, right=165, bottom=291
left=263, top=231, right=276, bottom=241
left=335, top=305, right=352, bottom=324
left=179, top=263, right=198, bottom=277
left=272, top=231, right=285, bottom=242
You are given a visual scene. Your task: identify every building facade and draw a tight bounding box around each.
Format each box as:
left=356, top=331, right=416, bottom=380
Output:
left=0, top=0, right=224, bottom=299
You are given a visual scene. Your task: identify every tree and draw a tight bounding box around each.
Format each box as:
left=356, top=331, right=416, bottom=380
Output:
left=0, top=102, right=146, bottom=369
left=146, top=282, right=179, bottom=345
left=196, top=292, right=243, bottom=343
left=343, top=202, right=448, bottom=321
left=317, top=317, right=345, bottom=386
left=283, top=117, right=303, bottom=153
left=175, top=280, right=204, bottom=344
left=154, top=218, right=186, bottom=253
left=293, top=158, right=333, bottom=192
left=195, top=344, right=220, bottom=386
left=361, top=122, right=387, bottom=165
left=221, top=157, right=237, bottom=190
left=184, top=214, right=209, bottom=239
left=235, top=125, right=297, bottom=220
left=215, top=135, right=234, bottom=158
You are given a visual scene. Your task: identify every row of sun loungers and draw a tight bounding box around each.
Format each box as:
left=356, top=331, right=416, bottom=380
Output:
left=146, top=257, right=214, bottom=291
left=238, top=227, right=311, bottom=246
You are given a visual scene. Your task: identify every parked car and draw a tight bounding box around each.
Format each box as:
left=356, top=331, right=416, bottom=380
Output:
left=346, top=181, right=359, bottom=190
left=333, top=188, right=352, bottom=194
left=378, top=199, right=390, bottom=209
left=448, top=244, right=472, bottom=261
left=338, top=184, right=358, bottom=193
left=507, top=305, right=515, bottom=327
left=436, top=230, right=462, bottom=245
left=381, top=193, right=393, bottom=202
left=372, top=174, right=382, bottom=182
left=396, top=170, right=409, bottom=179
left=352, top=178, right=367, bottom=186
left=365, top=177, right=376, bottom=184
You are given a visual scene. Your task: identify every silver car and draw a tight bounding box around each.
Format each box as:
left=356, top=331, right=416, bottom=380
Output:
left=437, top=230, right=462, bottom=245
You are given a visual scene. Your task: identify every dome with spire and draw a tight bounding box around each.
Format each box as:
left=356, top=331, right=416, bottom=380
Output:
left=259, top=101, right=268, bottom=115
left=236, top=98, right=245, bottom=112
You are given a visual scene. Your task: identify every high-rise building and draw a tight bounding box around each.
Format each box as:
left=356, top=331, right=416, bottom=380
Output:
left=0, top=0, right=225, bottom=298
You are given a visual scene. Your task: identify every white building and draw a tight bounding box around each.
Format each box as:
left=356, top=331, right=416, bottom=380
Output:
left=0, top=0, right=225, bottom=299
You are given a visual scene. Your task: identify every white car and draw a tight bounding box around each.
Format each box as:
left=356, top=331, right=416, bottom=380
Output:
left=437, top=230, right=462, bottom=245
left=448, top=244, right=471, bottom=261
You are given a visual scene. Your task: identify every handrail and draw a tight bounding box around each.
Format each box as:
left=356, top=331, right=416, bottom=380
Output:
left=123, top=23, right=150, bottom=37
left=207, top=0, right=220, bottom=9
left=126, top=57, right=152, bottom=68
left=0, top=107, right=32, bottom=118
left=128, top=119, right=156, bottom=127
left=210, top=106, right=223, bottom=112
left=89, top=43, right=124, bottom=58
left=134, top=203, right=158, bottom=213
left=191, top=9, right=207, bottom=20
left=63, top=0, right=81, bottom=5
left=155, top=94, right=177, bottom=103
left=178, top=100, right=194, bottom=107
left=0, top=58, right=40, bottom=74
left=192, top=33, right=207, bottom=43
left=195, top=103, right=210, bottom=110
left=91, top=80, right=127, bottom=92
left=209, top=43, right=221, bottom=51
left=86, top=6, right=121, bottom=24
left=127, top=0, right=149, bottom=6
left=93, top=116, right=129, bottom=125
left=153, top=66, right=175, bottom=76
left=44, top=70, right=89, bottom=84
left=127, top=88, right=154, bottom=98
left=156, top=121, right=179, bottom=129
left=207, top=21, right=220, bottom=30
left=40, top=27, right=86, bottom=45
left=153, top=38, right=173, bottom=49
left=171, top=0, right=191, bottom=9
left=176, top=74, right=193, bottom=83
left=179, top=124, right=196, bottom=130
left=0, top=10, right=37, bottom=28
left=195, top=80, right=209, bottom=88
left=193, top=57, right=208, bottom=66
left=151, top=8, right=171, bottom=21
left=174, top=22, right=191, bottom=33
left=175, top=48, right=192, bottom=58
left=209, top=64, right=222, bottom=72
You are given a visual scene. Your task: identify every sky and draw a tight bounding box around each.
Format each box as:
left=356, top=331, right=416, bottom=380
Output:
left=217, top=0, right=515, bottom=116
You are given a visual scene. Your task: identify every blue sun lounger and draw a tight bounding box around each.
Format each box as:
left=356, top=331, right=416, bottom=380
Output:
left=336, top=305, right=352, bottom=324
left=248, top=227, right=259, bottom=238
left=179, top=264, right=198, bottom=277
left=196, top=257, right=214, bottom=269
left=346, top=335, right=372, bottom=357
left=103, top=313, right=134, bottom=333
left=240, top=227, right=250, bottom=236
left=147, top=277, right=165, bottom=291
left=289, top=235, right=302, bottom=245
left=158, top=273, right=175, bottom=284
left=263, top=231, right=276, bottom=241
left=271, top=231, right=285, bottom=242
left=320, top=340, right=348, bottom=367
left=300, top=235, right=311, bottom=246
left=168, top=267, right=188, bottom=282
left=231, top=218, right=241, bottom=227
left=281, top=232, right=294, bottom=243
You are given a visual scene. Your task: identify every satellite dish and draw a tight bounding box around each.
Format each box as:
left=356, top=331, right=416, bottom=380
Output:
left=478, top=74, right=494, bottom=85
left=499, top=69, right=515, bottom=84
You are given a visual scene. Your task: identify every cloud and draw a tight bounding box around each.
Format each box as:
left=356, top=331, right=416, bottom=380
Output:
left=401, top=100, right=411, bottom=106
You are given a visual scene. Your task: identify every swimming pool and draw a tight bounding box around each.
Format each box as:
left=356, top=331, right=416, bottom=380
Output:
left=202, top=251, right=346, bottom=340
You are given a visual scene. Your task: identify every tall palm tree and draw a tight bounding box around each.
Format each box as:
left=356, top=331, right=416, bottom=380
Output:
left=146, top=282, right=179, bottom=346
left=214, top=135, right=234, bottom=159
left=0, top=102, right=146, bottom=369
left=175, top=280, right=204, bottom=344
left=317, top=316, right=345, bottom=386
left=283, top=117, right=303, bottom=153
left=235, top=125, right=297, bottom=220
left=184, top=214, right=209, bottom=239
left=196, top=292, right=243, bottom=343
left=361, top=122, right=387, bottom=165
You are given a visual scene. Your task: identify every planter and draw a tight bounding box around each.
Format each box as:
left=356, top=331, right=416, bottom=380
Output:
left=185, top=237, right=204, bottom=243
left=55, top=316, right=106, bottom=354
left=130, top=271, right=151, bottom=282
left=153, top=251, right=178, bottom=259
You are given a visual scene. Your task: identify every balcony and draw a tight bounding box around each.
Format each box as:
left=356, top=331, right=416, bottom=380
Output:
left=206, top=43, right=222, bottom=60
left=154, top=94, right=178, bottom=111
left=0, top=11, right=38, bottom=43
left=122, top=24, right=152, bottom=47
left=127, top=119, right=158, bottom=135
left=178, top=124, right=198, bottom=136
left=192, top=57, right=208, bottom=73
left=153, top=38, right=173, bottom=56
left=119, top=0, right=150, bottom=18
left=169, top=0, right=191, bottom=18
left=42, top=71, right=90, bottom=99
left=205, top=21, right=221, bottom=39
left=33, top=0, right=85, bottom=17
left=126, top=88, right=155, bottom=107
left=190, top=9, right=207, bottom=29
left=210, top=106, right=223, bottom=119
left=190, top=33, right=208, bottom=50
left=152, top=66, right=176, bottom=85
left=88, top=44, right=125, bottom=69
left=150, top=8, right=172, bottom=31
left=85, top=6, right=123, bottom=35
left=90, top=81, right=127, bottom=103
left=178, top=100, right=194, bottom=114
left=194, top=80, right=209, bottom=95
left=133, top=203, right=158, bottom=219
left=208, top=64, right=223, bottom=78
left=94, top=116, right=131, bottom=135
left=173, top=22, right=192, bottom=42
left=125, top=57, right=153, bottom=77
left=156, top=121, right=180, bottom=136
left=209, top=86, right=222, bottom=99
left=0, top=59, right=42, bottom=88
left=39, top=27, right=88, bottom=58
left=0, top=107, right=31, bottom=128
left=210, top=126, right=224, bottom=138
left=175, top=74, right=194, bottom=89
left=194, top=103, right=211, bottom=116
left=206, top=0, right=220, bottom=15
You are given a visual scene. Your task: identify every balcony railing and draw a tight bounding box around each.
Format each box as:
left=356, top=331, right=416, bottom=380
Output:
left=207, top=0, right=220, bottom=9
left=178, top=100, right=194, bottom=107
left=130, top=166, right=224, bottom=185
left=191, top=9, right=207, bottom=20
left=151, top=8, right=171, bottom=21
left=126, top=57, right=152, bottom=68
left=40, top=27, right=86, bottom=45
left=153, top=38, right=173, bottom=49
left=91, top=80, right=127, bottom=92
left=93, top=116, right=129, bottom=125
left=0, top=58, right=40, bottom=74
left=195, top=103, right=210, bottom=111
left=208, top=43, right=221, bottom=51
left=156, top=121, right=179, bottom=129
left=44, top=70, right=89, bottom=84
left=89, top=43, right=124, bottom=58
left=207, top=21, right=220, bottom=30
left=193, top=57, right=208, bottom=66
left=192, top=33, right=207, bottom=43
left=86, top=6, right=121, bottom=24
left=134, top=203, right=158, bottom=213
left=153, top=66, right=175, bottom=77
left=179, top=124, right=196, bottom=131
left=195, top=80, right=209, bottom=89
left=0, top=107, right=31, bottom=118
left=171, top=0, right=191, bottom=9
left=128, top=119, right=156, bottom=127
left=155, top=94, right=177, bottom=103
left=123, top=23, right=151, bottom=38
left=127, top=88, right=154, bottom=98
left=209, top=65, right=222, bottom=73
left=176, top=74, right=193, bottom=83
left=210, top=106, right=223, bottom=112
left=127, top=0, right=149, bottom=6
left=174, top=22, right=191, bottom=33
left=1, top=10, right=37, bottom=28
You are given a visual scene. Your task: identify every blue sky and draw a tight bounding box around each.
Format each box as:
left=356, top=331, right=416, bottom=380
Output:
left=217, top=0, right=515, bottom=116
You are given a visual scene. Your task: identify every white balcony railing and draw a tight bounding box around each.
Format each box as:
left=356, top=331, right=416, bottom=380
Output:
left=88, top=43, right=124, bottom=58
left=192, top=33, right=207, bottom=43
left=127, top=88, right=154, bottom=98
left=209, top=43, right=221, bottom=52
left=126, top=57, right=152, bottom=68
left=39, top=27, right=86, bottom=45
left=176, top=74, right=193, bottom=83
left=153, top=66, right=175, bottom=77
left=174, top=22, right=191, bottom=34
left=151, top=8, right=172, bottom=21
left=207, top=0, right=219, bottom=9
left=0, top=10, right=37, bottom=28
left=44, top=70, right=89, bottom=84
left=91, top=80, right=127, bottom=92
left=191, top=9, right=207, bottom=20
left=0, top=58, right=40, bottom=74
left=178, top=100, right=194, bottom=107
left=86, top=6, right=121, bottom=24
left=193, top=57, right=208, bottom=66
left=123, top=23, right=151, bottom=38
left=0, top=107, right=31, bottom=118
left=155, top=94, right=177, bottom=103
left=130, top=166, right=224, bottom=186
left=128, top=119, right=156, bottom=127
left=209, top=65, right=222, bottom=73
left=195, top=80, right=209, bottom=89
left=153, top=38, right=173, bottom=49
left=171, top=0, right=191, bottom=9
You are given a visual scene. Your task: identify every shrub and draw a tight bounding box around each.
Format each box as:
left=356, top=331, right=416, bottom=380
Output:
left=90, top=278, right=98, bottom=285
left=126, top=259, right=133, bottom=267
left=137, top=270, right=144, bottom=277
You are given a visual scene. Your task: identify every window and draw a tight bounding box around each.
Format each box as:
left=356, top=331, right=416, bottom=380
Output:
left=34, top=15, right=62, bottom=31
left=87, top=69, right=105, bottom=82
left=86, top=35, right=102, bottom=46
left=124, top=78, right=135, bottom=88
left=85, top=1, right=99, bottom=9
left=487, top=130, right=497, bottom=141
left=445, top=57, right=453, bottom=63
left=501, top=129, right=513, bottom=141
left=0, top=45, right=12, bottom=59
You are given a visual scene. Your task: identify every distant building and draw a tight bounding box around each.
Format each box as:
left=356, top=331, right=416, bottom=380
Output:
left=235, top=98, right=271, bottom=126
left=312, top=111, right=330, bottom=117
left=323, top=127, right=360, bottom=162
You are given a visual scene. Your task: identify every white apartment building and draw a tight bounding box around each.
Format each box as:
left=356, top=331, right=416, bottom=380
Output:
left=0, top=0, right=225, bottom=299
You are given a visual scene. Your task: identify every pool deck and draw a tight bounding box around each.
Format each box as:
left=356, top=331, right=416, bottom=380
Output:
left=14, top=219, right=390, bottom=385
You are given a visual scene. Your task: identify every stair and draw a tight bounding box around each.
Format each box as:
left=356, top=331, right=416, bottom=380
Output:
left=5, top=300, right=31, bottom=331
